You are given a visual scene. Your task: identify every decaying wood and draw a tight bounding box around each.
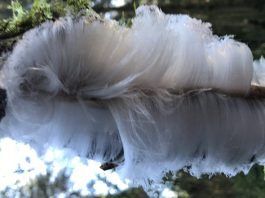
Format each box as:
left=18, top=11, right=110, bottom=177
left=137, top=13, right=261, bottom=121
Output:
left=249, top=85, right=265, bottom=98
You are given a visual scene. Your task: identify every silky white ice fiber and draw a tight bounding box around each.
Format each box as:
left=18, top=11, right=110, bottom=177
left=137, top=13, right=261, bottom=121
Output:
left=1, top=5, right=265, bottom=185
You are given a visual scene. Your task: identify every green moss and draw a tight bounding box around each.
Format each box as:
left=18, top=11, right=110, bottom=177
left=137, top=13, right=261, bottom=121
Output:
left=0, top=0, right=97, bottom=54
left=0, top=0, right=93, bottom=41
left=67, top=0, right=91, bottom=14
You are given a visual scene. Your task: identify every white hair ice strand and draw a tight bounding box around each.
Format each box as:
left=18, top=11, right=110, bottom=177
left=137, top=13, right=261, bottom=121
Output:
left=1, top=5, right=265, bottom=186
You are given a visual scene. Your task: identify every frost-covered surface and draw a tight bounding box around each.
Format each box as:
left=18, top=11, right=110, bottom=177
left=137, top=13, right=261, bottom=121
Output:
left=0, top=138, right=129, bottom=196
left=1, top=5, right=265, bottom=186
